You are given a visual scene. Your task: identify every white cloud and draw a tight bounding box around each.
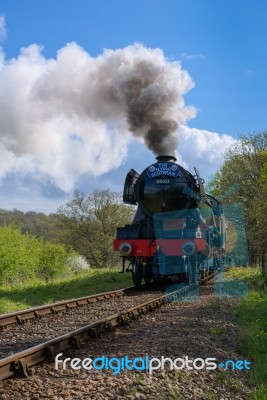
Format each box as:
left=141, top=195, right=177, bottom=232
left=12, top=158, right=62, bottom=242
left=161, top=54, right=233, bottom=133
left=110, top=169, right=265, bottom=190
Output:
left=0, top=40, right=235, bottom=200
left=0, top=42, right=196, bottom=191
left=176, top=125, right=236, bottom=179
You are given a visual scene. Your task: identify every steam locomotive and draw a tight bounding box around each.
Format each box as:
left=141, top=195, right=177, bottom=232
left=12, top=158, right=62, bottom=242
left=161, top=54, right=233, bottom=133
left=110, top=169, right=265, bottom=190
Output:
left=114, top=155, right=226, bottom=286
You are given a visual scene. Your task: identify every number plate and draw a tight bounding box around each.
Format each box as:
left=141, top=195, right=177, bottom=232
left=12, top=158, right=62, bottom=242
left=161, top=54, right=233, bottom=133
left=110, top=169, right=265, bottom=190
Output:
left=155, top=179, right=170, bottom=184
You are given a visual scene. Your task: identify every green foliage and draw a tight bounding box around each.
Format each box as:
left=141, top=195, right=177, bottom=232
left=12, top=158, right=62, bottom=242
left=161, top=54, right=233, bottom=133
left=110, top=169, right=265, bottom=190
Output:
left=226, top=266, right=266, bottom=291
left=208, top=131, right=267, bottom=275
left=209, top=325, right=227, bottom=336
left=37, top=242, right=69, bottom=282
left=205, top=392, right=216, bottom=400
left=0, top=188, right=134, bottom=287
left=236, top=291, right=267, bottom=387
left=0, top=267, right=133, bottom=313
left=225, top=267, right=267, bottom=397
left=57, top=189, right=135, bottom=268
left=0, top=225, right=74, bottom=286
left=0, top=209, right=60, bottom=240
left=0, top=225, right=41, bottom=285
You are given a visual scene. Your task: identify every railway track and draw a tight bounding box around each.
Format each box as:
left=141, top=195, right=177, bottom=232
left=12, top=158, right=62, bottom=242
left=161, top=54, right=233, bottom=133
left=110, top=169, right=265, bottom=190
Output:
left=0, top=282, right=199, bottom=380
left=0, top=273, right=215, bottom=380
left=0, top=286, right=137, bottom=329
left=0, top=285, right=164, bottom=359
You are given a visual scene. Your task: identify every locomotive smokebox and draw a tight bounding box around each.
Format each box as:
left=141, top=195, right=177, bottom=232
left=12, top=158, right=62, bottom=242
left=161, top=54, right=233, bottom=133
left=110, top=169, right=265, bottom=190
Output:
left=156, top=155, right=177, bottom=163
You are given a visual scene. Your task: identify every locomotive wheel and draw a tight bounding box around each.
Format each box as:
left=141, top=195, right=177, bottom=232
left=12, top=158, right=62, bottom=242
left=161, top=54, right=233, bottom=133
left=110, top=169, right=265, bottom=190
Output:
left=132, top=260, right=143, bottom=287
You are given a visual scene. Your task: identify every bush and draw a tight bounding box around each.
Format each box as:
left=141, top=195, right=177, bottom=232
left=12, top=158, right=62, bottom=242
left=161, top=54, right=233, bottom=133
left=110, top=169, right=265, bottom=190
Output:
left=0, top=225, right=41, bottom=285
left=0, top=225, right=76, bottom=285
left=37, top=242, right=69, bottom=282
left=66, top=255, right=90, bottom=271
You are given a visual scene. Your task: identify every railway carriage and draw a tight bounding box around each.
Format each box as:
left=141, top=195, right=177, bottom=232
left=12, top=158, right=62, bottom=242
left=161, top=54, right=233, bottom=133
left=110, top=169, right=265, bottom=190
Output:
left=114, top=156, right=226, bottom=286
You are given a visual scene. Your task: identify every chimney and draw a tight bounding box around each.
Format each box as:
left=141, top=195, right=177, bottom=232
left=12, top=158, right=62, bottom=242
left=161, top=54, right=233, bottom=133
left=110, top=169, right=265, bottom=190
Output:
left=155, top=155, right=177, bottom=163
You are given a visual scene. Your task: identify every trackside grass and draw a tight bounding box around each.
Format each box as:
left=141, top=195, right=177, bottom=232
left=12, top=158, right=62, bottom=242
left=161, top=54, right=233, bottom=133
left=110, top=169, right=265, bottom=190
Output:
left=225, top=267, right=267, bottom=399
left=0, top=268, right=132, bottom=313
left=1, top=264, right=266, bottom=398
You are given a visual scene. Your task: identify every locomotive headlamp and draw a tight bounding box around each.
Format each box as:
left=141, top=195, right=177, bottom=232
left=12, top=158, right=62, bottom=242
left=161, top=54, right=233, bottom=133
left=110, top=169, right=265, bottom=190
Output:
left=119, top=242, right=132, bottom=256
left=182, top=242, right=196, bottom=256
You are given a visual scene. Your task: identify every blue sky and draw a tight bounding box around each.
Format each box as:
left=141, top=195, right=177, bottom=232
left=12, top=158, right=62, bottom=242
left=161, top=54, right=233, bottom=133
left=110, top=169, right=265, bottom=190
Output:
left=0, top=0, right=266, bottom=213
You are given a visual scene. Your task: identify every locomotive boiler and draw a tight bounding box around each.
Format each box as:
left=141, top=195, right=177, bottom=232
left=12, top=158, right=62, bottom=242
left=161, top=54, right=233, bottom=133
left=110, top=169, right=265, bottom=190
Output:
left=114, top=155, right=226, bottom=286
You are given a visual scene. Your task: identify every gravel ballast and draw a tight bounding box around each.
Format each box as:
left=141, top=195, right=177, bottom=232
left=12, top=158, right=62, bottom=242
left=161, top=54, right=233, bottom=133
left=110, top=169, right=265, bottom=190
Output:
left=0, top=288, right=164, bottom=359
left=0, top=281, right=255, bottom=399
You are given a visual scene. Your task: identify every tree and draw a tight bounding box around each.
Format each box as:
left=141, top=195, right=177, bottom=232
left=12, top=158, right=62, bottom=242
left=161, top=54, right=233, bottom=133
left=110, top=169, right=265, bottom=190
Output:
left=0, top=209, right=60, bottom=241
left=57, top=189, right=134, bottom=268
left=210, top=131, right=267, bottom=276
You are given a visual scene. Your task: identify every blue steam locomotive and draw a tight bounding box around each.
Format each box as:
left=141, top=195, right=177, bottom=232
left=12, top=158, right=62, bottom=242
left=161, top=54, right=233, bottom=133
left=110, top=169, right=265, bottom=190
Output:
left=114, top=155, right=226, bottom=286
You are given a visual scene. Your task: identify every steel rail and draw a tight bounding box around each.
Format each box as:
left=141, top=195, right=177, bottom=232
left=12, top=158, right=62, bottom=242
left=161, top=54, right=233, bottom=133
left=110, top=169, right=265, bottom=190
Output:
left=0, top=267, right=219, bottom=329
left=0, top=285, right=138, bottom=329
left=0, top=282, right=198, bottom=380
